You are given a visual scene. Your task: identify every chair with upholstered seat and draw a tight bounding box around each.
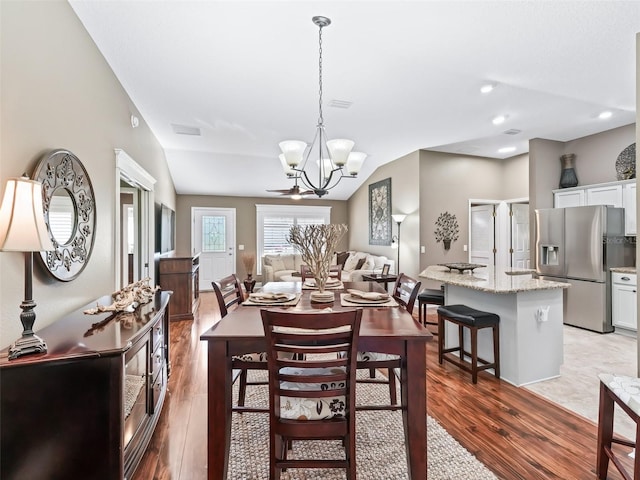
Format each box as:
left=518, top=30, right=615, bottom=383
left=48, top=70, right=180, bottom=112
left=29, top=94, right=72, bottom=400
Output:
left=357, top=273, right=421, bottom=408
left=597, top=373, right=640, bottom=480
left=261, top=308, right=362, bottom=480
left=212, top=274, right=268, bottom=411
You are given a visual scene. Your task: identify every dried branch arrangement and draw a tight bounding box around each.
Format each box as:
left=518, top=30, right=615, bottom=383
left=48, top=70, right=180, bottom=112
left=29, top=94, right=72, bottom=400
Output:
left=287, top=224, right=347, bottom=292
left=241, top=252, right=256, bottom=277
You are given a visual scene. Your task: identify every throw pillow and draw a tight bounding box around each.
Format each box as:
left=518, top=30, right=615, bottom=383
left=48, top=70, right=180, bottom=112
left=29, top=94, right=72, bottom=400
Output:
left=335, top=251, right=350, bottom=267
left=343, top=254, right=360, bottom=272
left=270, top=256, right=286, bottom=272
left=355, top=257, right=367, bottom=270
left=361, top=255, right=375, bottom=271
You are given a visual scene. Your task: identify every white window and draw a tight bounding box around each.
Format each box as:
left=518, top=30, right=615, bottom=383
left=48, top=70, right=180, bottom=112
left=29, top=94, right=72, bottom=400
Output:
left=256, top=204, right=331, bottom=274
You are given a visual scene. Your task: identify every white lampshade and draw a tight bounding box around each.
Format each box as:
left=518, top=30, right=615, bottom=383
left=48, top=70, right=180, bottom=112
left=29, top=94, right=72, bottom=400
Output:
left=279, top=154, right=296, bottom=177
left=326, top=139, right=355, bottom=167
left=0, top=177, right=54, bottom=252
left=346, top=151, right=366, bottom=175
left=279, top=140, right=307, bottom=167
left=392, top=214, right=407, bottom=224
left=316, top=157, right=335, bottom=180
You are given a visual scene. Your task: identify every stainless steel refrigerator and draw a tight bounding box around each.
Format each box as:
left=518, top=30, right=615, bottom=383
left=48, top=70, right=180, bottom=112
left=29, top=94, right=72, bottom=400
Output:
left=535, top=205, right=632, bottom=333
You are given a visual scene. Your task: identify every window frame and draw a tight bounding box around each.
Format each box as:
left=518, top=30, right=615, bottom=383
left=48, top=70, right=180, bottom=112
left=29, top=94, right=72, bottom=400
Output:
left=256, top=204, right=331, bottom=275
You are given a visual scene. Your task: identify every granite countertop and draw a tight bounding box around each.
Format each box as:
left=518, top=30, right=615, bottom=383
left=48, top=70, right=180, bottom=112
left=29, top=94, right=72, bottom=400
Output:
left=419, top=265, right=569, bottom=294
left=610, top=266, right=637, bottom=274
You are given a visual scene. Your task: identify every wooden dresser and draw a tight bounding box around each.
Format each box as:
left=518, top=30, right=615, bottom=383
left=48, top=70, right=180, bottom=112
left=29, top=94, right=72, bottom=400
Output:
left=0, top=291, right=172, bottom=480
left=159, top=252, right=200, bottom=320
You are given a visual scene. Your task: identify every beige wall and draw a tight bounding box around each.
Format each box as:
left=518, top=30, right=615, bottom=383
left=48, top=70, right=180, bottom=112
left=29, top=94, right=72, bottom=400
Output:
left=417, top=151, right=529, bottom=288
left=347, top=151, right=421, bottom=277
left=176, top=195, right=348, bottom=282
left=0, top=1, right=176, bottom=348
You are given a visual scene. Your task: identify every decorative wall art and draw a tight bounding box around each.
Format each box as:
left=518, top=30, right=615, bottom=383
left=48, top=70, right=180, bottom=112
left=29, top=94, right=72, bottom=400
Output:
left=369, top=177, right=392, bottom=245
left=615, top=143, right=636, bottom=180
left=32, top=149, right=96, bottom=281
left=434, top=211, right=459, bottom=250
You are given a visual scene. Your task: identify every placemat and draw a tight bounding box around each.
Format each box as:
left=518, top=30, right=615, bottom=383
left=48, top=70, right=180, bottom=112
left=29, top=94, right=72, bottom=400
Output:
left=302, top=280, right=344, bottom=290
left=340, top=293, right=398, bottom=307
left=243, top=293, right=302, bottom=307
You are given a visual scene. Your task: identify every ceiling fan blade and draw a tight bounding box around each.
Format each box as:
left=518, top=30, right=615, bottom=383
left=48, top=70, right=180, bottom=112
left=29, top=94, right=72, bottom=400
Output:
left=266, top=188, right=294, bottom=194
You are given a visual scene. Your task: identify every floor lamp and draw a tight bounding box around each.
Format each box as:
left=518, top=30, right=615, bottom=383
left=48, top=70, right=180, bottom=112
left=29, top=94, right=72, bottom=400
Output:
left=0, top=176, right=54, bottom=360
left=391, top=214, right=406, bottom=274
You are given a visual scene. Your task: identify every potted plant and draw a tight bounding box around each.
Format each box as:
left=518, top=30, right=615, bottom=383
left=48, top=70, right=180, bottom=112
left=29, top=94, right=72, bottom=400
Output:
left=434, top=212, right=459, bottom=250
left=241, top=252, right=256, bottom=293
left=288, top=224, right=347, bottom=302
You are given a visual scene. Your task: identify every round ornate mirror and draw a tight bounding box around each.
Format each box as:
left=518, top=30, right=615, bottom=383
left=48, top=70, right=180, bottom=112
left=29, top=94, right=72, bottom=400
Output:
left=32, top=149, right=96, bottom=281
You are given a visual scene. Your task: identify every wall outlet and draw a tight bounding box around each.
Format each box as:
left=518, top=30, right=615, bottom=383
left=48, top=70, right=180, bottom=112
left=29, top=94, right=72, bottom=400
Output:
left=238, top=244, right=245, bottom=251
left=463, top=244, right=468, bottom=251
left=420, top=246, right=425, bottom=253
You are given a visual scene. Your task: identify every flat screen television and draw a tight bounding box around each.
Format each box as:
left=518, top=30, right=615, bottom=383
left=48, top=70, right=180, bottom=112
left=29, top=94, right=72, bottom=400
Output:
left=158, top=204, right=175, bottom=254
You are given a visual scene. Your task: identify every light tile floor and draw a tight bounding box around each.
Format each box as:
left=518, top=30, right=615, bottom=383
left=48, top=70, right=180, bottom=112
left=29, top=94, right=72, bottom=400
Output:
left=524, top=325, right=637, bottom=440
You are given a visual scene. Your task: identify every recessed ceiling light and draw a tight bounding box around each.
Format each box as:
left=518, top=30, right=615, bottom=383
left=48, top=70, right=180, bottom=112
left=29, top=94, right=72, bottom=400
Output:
left=498, top=146, right=516, bottom=154
left=480, top=83, right=495, bottom=94
left=492, top=115, right=506, bottom=125
left=599, top=111, right=613, bottom=120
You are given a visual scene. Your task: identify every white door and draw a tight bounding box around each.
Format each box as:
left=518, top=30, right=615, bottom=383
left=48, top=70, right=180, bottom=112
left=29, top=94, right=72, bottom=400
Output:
left=192, top=207, right=236, bottom=291
left=469, top=205, right=495, bottom=266
left=510, top=203, right=530, bottom=269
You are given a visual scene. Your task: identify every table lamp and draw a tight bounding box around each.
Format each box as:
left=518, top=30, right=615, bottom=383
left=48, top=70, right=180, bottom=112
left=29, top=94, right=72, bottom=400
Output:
left=0, top=176, right=54, bottom=360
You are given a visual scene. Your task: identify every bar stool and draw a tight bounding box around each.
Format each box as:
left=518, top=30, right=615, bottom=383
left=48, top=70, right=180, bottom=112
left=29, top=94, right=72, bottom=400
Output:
left=436, top=304, right=500, bottom=384
left=417, top=286, right=445, bottom=329
left=596, top=373, right=640, bottom=479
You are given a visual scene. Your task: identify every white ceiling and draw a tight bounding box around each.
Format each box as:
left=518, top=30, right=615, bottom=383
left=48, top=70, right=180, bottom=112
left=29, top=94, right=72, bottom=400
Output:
left=69, top=1, right=640, bottom=200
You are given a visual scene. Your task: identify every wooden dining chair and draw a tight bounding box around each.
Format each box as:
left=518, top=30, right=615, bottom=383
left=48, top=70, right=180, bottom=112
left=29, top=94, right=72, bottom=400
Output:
left=261, top=308, right=362, bottom=480
left=357, top=273, right=421, bottom=409
left=300, top=264, right=343, bottom=281
left=212, top=274, right=268, bottom=412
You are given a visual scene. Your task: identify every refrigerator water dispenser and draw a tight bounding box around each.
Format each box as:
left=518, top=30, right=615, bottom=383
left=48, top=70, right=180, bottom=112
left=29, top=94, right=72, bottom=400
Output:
left=540, top=245, right=560, bottom=266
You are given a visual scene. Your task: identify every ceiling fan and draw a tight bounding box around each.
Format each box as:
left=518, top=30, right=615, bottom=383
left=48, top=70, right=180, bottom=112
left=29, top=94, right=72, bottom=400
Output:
left=266, top=184, right=315, bottom=197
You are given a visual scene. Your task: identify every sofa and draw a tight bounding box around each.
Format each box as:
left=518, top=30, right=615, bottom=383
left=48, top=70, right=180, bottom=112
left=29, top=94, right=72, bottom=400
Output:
left=262, top=251, right=395, bottom=283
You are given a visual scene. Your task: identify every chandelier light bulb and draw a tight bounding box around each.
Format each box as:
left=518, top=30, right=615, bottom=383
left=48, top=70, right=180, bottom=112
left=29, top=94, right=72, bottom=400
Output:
left=279, top=140, right=307, bottom=167
left=346, top=152, right=366, bottom=175
left=326, top=139, right=355, bottom=166
left=279, top=154, right=295, bottom=177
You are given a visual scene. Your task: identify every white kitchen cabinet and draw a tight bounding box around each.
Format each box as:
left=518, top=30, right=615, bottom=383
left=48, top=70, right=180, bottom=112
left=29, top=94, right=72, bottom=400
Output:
left=586, top=184, right=623, bottom=208
left=612, top=272, right=637, bottom=331
left=623, top=182, right=636, bottom=235
left=554, top=189, right=585, bottom=208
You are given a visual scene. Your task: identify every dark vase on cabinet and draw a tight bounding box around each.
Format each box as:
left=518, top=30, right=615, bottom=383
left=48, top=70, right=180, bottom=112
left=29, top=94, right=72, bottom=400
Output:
left=0, top=291, right=172, bottom=480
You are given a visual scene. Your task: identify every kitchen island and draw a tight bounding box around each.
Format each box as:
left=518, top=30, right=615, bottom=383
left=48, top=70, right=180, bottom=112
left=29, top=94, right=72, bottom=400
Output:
left=420, top=265, right=569, bottom=386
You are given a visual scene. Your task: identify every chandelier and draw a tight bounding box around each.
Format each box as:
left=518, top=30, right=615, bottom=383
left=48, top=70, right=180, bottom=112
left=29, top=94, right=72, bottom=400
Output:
left=278, top=16, right=366, bottom=198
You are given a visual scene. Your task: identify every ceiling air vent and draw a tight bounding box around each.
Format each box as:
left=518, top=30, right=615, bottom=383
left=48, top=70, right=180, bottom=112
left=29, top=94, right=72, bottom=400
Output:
left=503, top=129, right=522, bottom=135
left=328, top=99, right=353, bottom=109
left=171, top=124, right=201, bottom=136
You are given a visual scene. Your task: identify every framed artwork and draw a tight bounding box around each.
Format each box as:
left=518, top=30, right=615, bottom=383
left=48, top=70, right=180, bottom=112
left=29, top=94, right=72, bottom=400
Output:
left=369, top=177, right=392, bottom=245
left=381, top=264, right=390, bottom=276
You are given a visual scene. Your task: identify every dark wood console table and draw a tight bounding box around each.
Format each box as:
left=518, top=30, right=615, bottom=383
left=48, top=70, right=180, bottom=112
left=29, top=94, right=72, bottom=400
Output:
left=0, top=290, right=172, bottom=480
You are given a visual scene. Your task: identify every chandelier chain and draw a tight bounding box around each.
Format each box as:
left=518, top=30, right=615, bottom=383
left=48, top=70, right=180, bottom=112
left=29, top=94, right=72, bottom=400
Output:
left=318, top=24, right=324, bottom=126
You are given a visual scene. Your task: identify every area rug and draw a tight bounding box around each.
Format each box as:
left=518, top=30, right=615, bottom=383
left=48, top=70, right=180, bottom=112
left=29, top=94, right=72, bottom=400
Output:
left=228, top=371, right=498, bottom=479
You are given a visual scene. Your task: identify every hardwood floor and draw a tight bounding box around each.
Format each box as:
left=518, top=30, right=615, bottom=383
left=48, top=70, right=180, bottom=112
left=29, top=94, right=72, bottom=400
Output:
left=133, top=292, right=632, bottom=479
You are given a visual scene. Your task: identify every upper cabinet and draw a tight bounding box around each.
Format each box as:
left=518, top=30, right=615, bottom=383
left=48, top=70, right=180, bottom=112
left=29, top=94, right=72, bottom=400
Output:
left=553, top=179, right=636, bottom=235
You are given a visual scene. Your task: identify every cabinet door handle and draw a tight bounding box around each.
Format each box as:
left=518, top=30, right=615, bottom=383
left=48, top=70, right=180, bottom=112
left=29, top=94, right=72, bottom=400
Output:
left=621, top=276, right=631, bottom=281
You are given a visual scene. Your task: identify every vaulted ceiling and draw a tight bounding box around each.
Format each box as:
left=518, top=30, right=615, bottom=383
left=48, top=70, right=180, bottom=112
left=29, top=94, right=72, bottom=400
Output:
left=69, top=1, right=640, bottom=200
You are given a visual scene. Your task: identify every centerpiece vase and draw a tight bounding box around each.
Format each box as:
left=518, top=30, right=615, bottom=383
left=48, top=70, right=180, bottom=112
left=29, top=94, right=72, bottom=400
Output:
left=559, top=153, right=578, bottom=188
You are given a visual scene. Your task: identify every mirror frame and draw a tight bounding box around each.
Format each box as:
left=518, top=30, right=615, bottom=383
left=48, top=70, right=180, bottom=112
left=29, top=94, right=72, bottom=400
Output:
left=32, top=149, right=96, bottom=281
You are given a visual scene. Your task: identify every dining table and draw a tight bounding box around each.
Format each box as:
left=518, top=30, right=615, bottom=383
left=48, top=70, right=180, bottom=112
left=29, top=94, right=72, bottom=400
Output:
left=200, top=281, right=433, bottom=479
